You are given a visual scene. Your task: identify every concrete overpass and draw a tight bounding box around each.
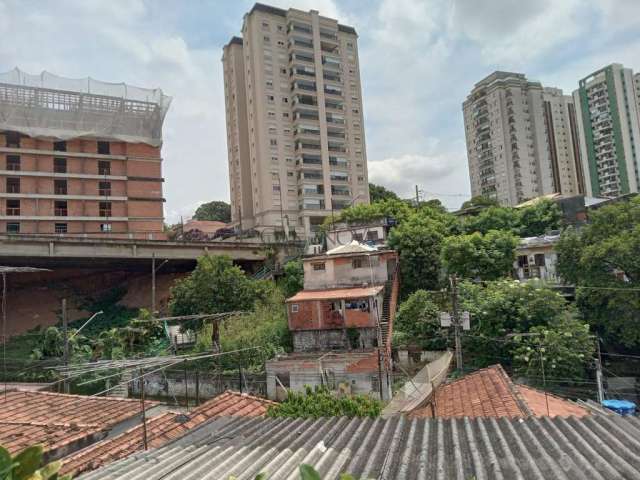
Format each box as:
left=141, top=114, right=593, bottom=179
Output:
left=0, top=234, right=269, bottom=271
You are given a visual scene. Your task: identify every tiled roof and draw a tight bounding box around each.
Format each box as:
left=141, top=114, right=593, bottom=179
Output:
left=286, top=285, right=384, bottom=302
left=410, top=364, right=589, bottom=419
left=79, top=414, right=640, bottom=480
left=0, top=390, right=155, bottom=456
left=61, top=391, right=273, bottom=477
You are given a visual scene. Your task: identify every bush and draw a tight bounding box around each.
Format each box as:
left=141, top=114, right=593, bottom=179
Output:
left=267, top=386, right=381, bottom=418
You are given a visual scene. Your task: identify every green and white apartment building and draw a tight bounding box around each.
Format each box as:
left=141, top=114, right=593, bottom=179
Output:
left=573, top=64, right=640, bottom=198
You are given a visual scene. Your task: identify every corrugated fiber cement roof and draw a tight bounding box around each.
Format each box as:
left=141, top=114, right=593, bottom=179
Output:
left=80, top=414, right=640, bottom=480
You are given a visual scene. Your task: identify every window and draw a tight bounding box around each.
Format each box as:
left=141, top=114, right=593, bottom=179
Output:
left=517, top=255, right=529, bottom=267
left=98, top=161, right=111, bottom=175
left=353, top=232, right=363, bottom=242
left=100, top=223, right=112, bottom=232
left=97, top=141, right=110, bottom=154
left=54, top=223, right=67, bottom=234
left=6, top=222, right=19, bottom=234
left=6, top=199, right=19, bottom=216
left=270, top=139, right=277, bottom=146
left=6, top=155, right=20, bottom=171
left=54, top=179, right=67, bottom=195
left=54, top=157, right=67, bottom=173
left=366, top=230, right=379, bottom=241
left=5, top=132, right=20, bottom=148
left=312, top=262, right=326, bottom=271
left=534, top=253, right=546, bottom=267
left=267, top=95, right=275, bottom=102
left=291, top=304, right=299, bottom=313
left=54, top=201, right=67, bottom=216
left=99, top=201, right=111, bottom=217
left=99, top=181, right=111, bottom=196
left=6, top=178, right=19, bottom=194
left=352, top=257, right=365, bottom=269
left=53, top=141, right=67, bottom=152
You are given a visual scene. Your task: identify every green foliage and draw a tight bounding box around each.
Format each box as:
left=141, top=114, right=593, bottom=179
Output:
left=327, top=198, right=414, bottom=227
left=388, top=216, right=445, bottom=295
left=518, top=199, right=562, bottom=237
left=512, top=314, right=595, bottom=383
left=0, top=444, right=72, bottom=480
left=169, top=255, right=264, bottom=318
left=368, top=183, right=399, bottom=203
left=461, top=195, right=500, bottom=210
left=193, top=200, right=231, bottom=222
left=267, top=386, right=381, bottom=418
left=441, top=230, right=518, bottom=280
left=394, top=290, right=446, bottom=350
left=231, top=466, right=362, bottom=480
left=280, top=260, right=304, bottom=298
left=556, top=197, right=640, bottom=350
left=463, top=206, right=520, bottom=235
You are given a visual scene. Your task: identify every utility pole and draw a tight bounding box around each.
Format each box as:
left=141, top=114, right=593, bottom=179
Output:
left=415, top=185, right=420, bottom=210
left=151, top=253, right=156, bottom=317
left=62, top=298, right=69, bottom=394
left=449, top=275, right=463, bottom=371
left=139, top=368, right=148, bottom=450
left=595, top=336, right=605, bottom=404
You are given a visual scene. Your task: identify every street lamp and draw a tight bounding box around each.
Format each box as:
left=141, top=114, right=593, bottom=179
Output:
left=69, top=310, right=104, bottom=340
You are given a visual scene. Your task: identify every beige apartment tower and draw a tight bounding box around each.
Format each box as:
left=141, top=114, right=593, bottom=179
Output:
left=463, top=71, right=583, bottom=206
left=223, top=3, right=369, bottom=238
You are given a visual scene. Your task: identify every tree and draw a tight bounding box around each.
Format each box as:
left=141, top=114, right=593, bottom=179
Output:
left=368, top=183, right=399, bottom=203
left=394, top=290, right=447, bottom=350
left=388, top=216, right=445, bottom=295
left=327, top=198, right=414, bottom=227
left=463, top=206, right=520, bottom=235
left=512, top=314, right=595, bottom=384
left=556, top=197, right=640, bottom=350
left=193, top=200, right=231, bottom=223
left=460, top=195, right=500, bottom=210
left=267, top=385, right=381, bottom=418
left=441, top=230, right=517, bottom=281
left=280, top=260, right=304, bottom=298
left=518, top=199, right=562, bottom=237
left=169, top=255, right=263, bottom=317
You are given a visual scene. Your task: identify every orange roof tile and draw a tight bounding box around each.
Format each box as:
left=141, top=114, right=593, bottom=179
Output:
left=410, top=364, right=589, bottom=419
left=0, top=390, right=156, bottom=455
left=60, top=391, right=274, bottom=477
left=286, top=285, right=384, bottom=302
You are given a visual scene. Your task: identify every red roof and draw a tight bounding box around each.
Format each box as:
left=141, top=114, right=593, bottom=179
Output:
left=286, top=285, right=384, bottom=302
left=410, top=365, right=589, bottom=419
left=0, top=390, right=156, bottom=455
left=60, top=391, right=274, bottom=477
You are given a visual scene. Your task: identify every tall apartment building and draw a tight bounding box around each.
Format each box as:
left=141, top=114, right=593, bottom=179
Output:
left=223, top=3, right=369, bottom=238
left=0, top=69, right=171, bottom=238
left=572, top=64, right=640, bottom=198
left=463, top=71, right=583, bottom=206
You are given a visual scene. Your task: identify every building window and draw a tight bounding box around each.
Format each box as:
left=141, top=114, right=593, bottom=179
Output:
left=97, top=141, right=110, bottom=154
left=99, top=201, right=111, bottom=217
left=312, top=262, right=326, bottom=271
left=352, top=257, right=365, bottom=269
left=54, top=157, right=67, bottom=173
left=6, top=155, right=20, bottom=171
left=6, top=222, right=19, bottom=234
left=100, top=223, right=112, bottom=232
left=6, top=199, right=20, bottom=216
left=5, top=132, right=20, bottom=148
left=534, top=253, right=546, bottom=266
left=54, top=179, right=67, bottom=195
left=54, top=200, right=67, bottom=216
left=270, top=139, right=277, bottom=147
left=6, top=178, right=20, bottom=194
left=291, top=304, right=299, bottom=313
left=53, top=141, right=67, bottom=152
left=54, top=223, right=67, bottom=234
left=366, top=230, right=379, bottom=241
left=99, top=181, right=111, bottom=196
left=98, top=160, right=111, bottom=175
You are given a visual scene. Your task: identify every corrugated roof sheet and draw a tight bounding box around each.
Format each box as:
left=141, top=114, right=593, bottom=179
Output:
left=61, top=391, right=274, bottom=477
left=410, top=365, right=589, bottom=419
left=80, top=414, right=640, bottom=479
left=0, top=390, right=155, bottom=456
left=326, top=240, right=376, bottom=255
left=286, top=285, right=383, bottom=302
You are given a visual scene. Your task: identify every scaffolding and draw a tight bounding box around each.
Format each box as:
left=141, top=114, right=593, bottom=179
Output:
left=0, top=68, right=172, bottom=147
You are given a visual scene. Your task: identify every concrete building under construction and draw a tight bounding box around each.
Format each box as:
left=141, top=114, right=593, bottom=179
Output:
left=0, top=68, right=171, bottom=238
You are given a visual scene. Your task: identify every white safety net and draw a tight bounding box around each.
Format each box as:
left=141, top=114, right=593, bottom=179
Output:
left=0, top=68, right=172, bottom=147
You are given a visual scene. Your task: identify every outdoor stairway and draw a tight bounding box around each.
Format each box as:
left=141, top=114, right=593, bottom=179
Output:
left=379, top=278, right=393, bottom=349
left=107, top=370, right=132, bottom=398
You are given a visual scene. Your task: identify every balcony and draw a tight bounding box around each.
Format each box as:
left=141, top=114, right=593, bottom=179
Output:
left=301, top=170, right=323, bottom=180
left=326, top=114, right=344, bottom=124
left=291, top=66, right=316, bottom=78
left=327, top=129, right=345, bottom=139
left=320, top=41, right=339, bottom=54
left=290, top=52, right=314, bottom=64
left=319, top=29, right=338, bottom=41
left=331, top=186, right=350, bottom=196
left=301, top=184, right=324, bottom=196
left=301, top=199, right=325, bottom=210
left=296, top=141, right=321, bottom=151
left=323, top=71, right=341, bottom=83
left=322, top=55, right=341, bottom=70
left=289, top=22, right=312, bottom=35
left=325, top=100, right=343, bottom=111
left=292, top=80, right=316, bottom=92
left=293, top=94, right=318, bottom=107
left=324, top=85, right=342, bottom=97
left=296, top=125, right=321, bottom=137
left=298, top=154, right=322, bottom=166
left=328, top=142, right=346, bottom=153
left=329, top=156, right=348, bottom=169
left=295, top=109, right=319, bottom=121
left=330, top=172, right=349, bottom=182
left=289, top=38, right=313, bottom=50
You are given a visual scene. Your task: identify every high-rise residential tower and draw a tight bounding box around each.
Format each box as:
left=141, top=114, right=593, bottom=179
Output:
left=573, top=64, right=640, bottom=198
left=463, top=71, right=584, bottom=206
left=223, top=3, right=369, bottom=238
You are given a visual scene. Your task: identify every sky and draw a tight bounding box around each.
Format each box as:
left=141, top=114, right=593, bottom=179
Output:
left=2, top=0, right=640, bottom=220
